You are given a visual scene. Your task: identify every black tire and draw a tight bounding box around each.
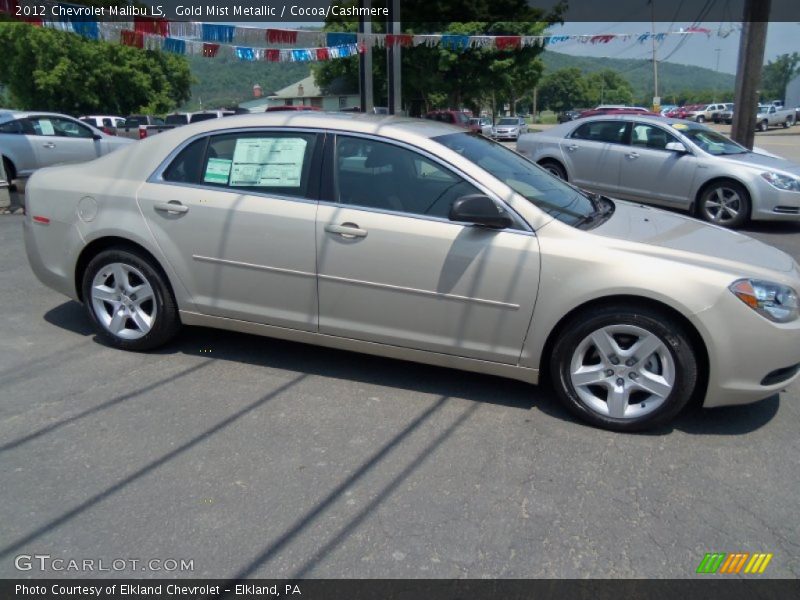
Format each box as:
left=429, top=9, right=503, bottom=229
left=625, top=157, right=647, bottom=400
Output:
left=539, top=159, right=567, bottom=181
left=2, top=156, right=15, bottom=189
left=783, top=118, right=793, bottom=129
left=696, top=115, right=705, bottom=123
left=697, top=180, right=750, bottom=229
left=759, top=120, right=769, bottom=132
left=81, top=248, right=180, bottom=351
left=550, top=304, right=698, bottom=432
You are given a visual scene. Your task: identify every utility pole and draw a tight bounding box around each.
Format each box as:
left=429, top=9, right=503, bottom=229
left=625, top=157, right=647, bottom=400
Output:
left=730, top=0, right=771, bottom=149
left=650, top=0, right=659, bottom=112
left=387, top=0, right=402, bottom=115
left=358, top=0, right=374, bottom=113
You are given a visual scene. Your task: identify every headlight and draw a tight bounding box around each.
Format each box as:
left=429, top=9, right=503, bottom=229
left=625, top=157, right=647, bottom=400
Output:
left=730, top=279, right=799, bottom=323
left=760, top=172, right=800, bottom=191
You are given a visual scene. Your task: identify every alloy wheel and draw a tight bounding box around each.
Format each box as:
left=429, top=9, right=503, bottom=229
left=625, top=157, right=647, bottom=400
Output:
left=702, top=186, right=742, bottom=224
left=569, top=324, right=675, bottom=420
left=90, top=262, right=156, bottom=340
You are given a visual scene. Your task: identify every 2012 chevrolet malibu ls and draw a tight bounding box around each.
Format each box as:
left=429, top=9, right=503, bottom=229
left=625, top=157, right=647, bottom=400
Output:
left=24, top=113, right=800, bottom=431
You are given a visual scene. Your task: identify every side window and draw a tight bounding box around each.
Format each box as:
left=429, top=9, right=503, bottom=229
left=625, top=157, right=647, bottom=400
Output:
left=163, top=137, right=208, bottom=183
left=0, top=120, right=22, bottom=134
left=570, top=120, right=627, bottom=144
left=28, top=117, right=94, bottom=138
left=334, top=136, right=480, bottom=218
left=200, top=132, right=317, bottom=197
left=630, top=123, right=678, bottom=150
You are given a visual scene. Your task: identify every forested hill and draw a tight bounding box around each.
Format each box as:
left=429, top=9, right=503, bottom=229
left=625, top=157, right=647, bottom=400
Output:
left=541, top=51, right=736, bottom=99
left=180, top=48, right=736, bottom=110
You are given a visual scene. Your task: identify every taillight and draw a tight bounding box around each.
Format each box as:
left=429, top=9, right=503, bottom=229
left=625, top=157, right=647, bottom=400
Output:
left=32, top=215, right=50, bottom=225
left=139, top=127, right=147, bottom=140
left=103, top=127, right=116, bottom=136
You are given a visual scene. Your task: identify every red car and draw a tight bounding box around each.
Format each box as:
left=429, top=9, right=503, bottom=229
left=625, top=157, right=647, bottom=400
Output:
left=578, top=107, right=659, bottom=119
left=424, top=110, right=471, bottom=128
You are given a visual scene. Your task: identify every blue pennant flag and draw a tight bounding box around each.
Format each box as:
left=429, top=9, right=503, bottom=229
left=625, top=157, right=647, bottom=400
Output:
left=163, top=37, right=186, bottom=54
left=202, top=24, right=235, bottom=43
left=326, top=32, right=357, bottom=46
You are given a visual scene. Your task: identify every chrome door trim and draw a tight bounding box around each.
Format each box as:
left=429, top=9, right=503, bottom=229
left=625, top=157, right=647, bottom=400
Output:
left=318, top=273, right=521, bottom=310
left=192, top=255, right=316, bottom=279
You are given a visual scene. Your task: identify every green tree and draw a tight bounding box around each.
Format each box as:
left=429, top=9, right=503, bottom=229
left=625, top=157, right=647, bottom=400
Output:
left=0, top=23, right=191, bottom=115
left=761, top=52, right=800, bottom=101
left=312, top=1, right=565, bottom=115
left=584, top=70, right=634, bottom=106
left=538, top=67, right=589, bottom=111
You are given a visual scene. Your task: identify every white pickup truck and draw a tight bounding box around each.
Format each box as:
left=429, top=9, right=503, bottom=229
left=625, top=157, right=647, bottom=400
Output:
left=756, top=104, right=795, bottom=130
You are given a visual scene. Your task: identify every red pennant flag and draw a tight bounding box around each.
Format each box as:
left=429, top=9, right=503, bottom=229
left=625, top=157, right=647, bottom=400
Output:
left=134, top=17, right=170, bottom=37
left=202, top=43, right=220, bottom=57
left=316, top=48, right=330, bottom=61
left=495, top=36, right=521, bottom=50
left=386, top=34, right=413, bottom=47
left=121, top=30, right=144, bottom=49
left=265, top=49, right=280, bottom=62
left=266, top=29, right=298, bottom=44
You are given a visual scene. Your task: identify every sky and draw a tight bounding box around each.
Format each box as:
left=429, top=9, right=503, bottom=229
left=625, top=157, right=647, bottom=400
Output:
left=551, top=22, right=800, bottom=74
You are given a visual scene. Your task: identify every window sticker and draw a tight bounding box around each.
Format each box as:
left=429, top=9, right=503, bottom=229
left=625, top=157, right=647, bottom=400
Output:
left=229, top=137, right=307, bottom=187
left=203, top=158, right=232, bottom=184
left=38, top=119, right=55, bottom=136
left=671, top=123, right=688, bottom=130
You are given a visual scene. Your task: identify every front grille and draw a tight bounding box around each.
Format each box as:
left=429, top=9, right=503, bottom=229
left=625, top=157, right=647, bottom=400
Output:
left=761, top=363, right=800, bottom=386
left=773, top=206, right=800, bottom=214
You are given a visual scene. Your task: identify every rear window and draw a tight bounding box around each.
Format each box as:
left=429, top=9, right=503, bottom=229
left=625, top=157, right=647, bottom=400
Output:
left=190, top=113, right=219, bottom=123
left=165, top=114, right=188, bottom=126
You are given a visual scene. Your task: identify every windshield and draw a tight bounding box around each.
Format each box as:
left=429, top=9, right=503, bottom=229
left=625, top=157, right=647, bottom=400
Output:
left=672, top=123, right=747, bottom=155
left=498, top=118, right=518, bottom=125
left=434, top=132, right=595, bottom=226
left=469, top=118, right=481, bottom=124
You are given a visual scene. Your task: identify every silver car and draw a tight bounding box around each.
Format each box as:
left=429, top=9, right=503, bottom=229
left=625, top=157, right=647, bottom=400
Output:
left=24, top=113, right=800, bottom=432
left=517, top=115, right=800, bottom=228
left=0, top=110, right=132, bottom=182
left=493, top=117, right=528, bottom=140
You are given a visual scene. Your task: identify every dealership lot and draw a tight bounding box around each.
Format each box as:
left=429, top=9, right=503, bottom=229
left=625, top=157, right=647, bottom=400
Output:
left=1, top=132, right=800, bottom=579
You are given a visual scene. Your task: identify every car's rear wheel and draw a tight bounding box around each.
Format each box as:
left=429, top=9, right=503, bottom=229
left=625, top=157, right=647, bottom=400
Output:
left=539, top=160, right=567, bottom=180
left=2, top=156, right=15, bottom=189
left=550, top=305, right=698, bottom=432
left=82, top=249, right=180, bottom=351
left=784, top=117, right=794, bottom=129
left=697, top=181, right=749, bottom=228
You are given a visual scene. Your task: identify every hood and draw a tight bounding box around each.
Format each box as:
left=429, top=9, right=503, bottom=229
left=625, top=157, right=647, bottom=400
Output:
left=717, top=151, right=800, bottom=177
left=592, top=200, right=795, bottom=275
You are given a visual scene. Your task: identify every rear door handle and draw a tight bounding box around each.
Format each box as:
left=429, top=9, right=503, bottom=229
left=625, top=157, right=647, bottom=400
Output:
left=154, top=201, right=189, bottom=214
left=42, top=142, right=56, bottom=149
left=626, top=152, right=639, bottom=159
left=325, top=222, right=368, bottom=239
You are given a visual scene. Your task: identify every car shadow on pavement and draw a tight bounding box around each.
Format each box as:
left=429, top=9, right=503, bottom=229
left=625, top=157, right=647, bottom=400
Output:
left=42, top=301, right=781, bottom=436
left=741, top=221, right=800, bottom=236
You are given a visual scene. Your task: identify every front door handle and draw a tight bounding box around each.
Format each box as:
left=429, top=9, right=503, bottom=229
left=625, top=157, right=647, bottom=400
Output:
left=42, top=142, right=56, bottom=149
left=325, top=222, right=368, bottom=239
left=154, top=201, right=189, bottom=214
left=566, top=144, right=578, bottom=152
left=626, top=151, right=640, bottom=159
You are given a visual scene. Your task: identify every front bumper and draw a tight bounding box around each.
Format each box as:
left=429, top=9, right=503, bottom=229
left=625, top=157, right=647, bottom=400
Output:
left=493, top=130, right=520, bottom=140
left=691, top=289, right=800, bottom=407
left=750, top=178, right=800, bottom=221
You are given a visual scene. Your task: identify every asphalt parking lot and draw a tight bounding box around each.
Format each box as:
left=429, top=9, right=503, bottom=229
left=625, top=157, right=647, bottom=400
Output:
left=1, top=132, right=799, bottom=580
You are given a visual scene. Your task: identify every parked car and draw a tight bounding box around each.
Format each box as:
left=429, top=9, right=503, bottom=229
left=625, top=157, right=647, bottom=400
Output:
left=265, top=105, right=321, bottom=112
left=164, top=112, right=194, bottom=126
left=80, top=115, right=125, bottom=135
left=711, top=103, right=734, bottom=124
left=189, top=110, right=237, bottom=123
left=557, top=109, right=587, bottom=123
left=517, top=115, right=800, bottom=228
left=716, top=104, right=735, bottom=125
left=424, top=110, right=470, bottom=128
left=492, top=116, right=528, bottom=140
left=23, top=112, right=800, bottom=432
left=118, top=115, right=174, bottom=140
left=468, top=117, right=493, bottom=136
left=686, top=103, right=729, bottom=123
left=0, top=110, right=132, bottom=181
left=578, top=107, right=657, bottom=119
left=755, top=104, right=795, bottom=131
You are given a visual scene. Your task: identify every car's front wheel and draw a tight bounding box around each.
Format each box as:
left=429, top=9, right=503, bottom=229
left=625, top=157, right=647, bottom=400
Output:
left=550, top=305, right=698, bottom=432
left=759, top=120, right=769, bottom=132
left=696, top=115, right=705, bottom=123
left=82, top=248, right=180, bottom=351
left=539, top=160, right=567, bottom=180
left=697, top=181, right=749, bottom=228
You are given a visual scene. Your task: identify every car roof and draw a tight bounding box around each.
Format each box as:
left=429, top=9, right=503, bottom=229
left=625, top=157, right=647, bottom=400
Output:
left=0, top=110, right=78, bottom=122
left=548, top=114, right=710, bottom=132
left=152, top=111, right=464, bottom=140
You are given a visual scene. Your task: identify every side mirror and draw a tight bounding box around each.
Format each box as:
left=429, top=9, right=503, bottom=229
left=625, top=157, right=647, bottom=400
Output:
left=665, top=142, right=688, bottom=154
left=92, top=133, right=103, bottom=141
left=449, top=194, right=513, bottom=229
